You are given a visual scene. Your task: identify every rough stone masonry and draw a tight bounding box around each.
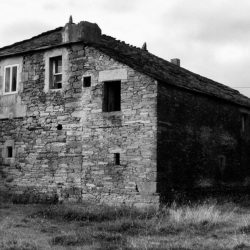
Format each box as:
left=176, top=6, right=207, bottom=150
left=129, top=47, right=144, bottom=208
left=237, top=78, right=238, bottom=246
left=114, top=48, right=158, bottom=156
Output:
left=0, top=20, right=158, bottom=207
left=1, top=18, right=250, bottom=207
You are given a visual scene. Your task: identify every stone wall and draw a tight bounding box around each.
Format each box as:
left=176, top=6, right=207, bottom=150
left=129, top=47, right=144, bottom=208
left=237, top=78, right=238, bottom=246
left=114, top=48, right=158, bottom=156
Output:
left=0, top=44, right=158, bottom=207
left=157, top=82, right=250, bottom=201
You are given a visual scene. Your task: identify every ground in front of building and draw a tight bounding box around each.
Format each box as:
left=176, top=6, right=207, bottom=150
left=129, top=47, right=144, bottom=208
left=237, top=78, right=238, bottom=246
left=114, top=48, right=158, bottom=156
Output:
left=1, top=197, right=250, bottom=249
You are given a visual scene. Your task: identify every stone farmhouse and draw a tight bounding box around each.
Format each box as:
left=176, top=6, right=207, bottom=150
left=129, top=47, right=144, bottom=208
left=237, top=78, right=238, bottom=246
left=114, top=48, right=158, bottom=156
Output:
left=1, top=18, right=250, bottom=207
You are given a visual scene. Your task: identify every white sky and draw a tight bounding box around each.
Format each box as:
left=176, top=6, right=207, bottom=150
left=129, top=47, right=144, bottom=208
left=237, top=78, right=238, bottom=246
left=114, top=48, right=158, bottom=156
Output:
left=1, top=0, right=250, bottom=97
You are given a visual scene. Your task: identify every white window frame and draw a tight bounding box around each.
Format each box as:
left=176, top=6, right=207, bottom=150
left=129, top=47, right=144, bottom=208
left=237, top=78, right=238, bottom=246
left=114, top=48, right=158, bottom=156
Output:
left=3, top=64, right=19, bottom=95
left=44, top=48, right=68, bottom=93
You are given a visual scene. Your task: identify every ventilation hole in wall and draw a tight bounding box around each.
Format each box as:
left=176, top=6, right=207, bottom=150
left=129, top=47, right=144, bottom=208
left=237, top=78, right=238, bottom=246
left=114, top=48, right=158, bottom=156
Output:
left=57, top=124, right=63, bottom=130
left=114, top=153, right=120, bottom=165
left=83, top=76, right=91, bottom=87
left=7, top=146, right=13, bottom=158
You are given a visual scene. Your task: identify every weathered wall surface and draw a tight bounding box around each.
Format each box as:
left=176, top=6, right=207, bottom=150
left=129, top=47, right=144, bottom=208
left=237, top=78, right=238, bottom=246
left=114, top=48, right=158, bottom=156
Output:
left=0, top=45, right=158, bottom=207
left=157, top=82, right=250, bottom=201
left=0, top=57, right=27, bottom=119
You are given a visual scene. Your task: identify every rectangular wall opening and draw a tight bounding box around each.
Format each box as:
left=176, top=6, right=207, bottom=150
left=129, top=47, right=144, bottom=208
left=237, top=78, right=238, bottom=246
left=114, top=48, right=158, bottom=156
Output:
left=83, top=76, right=91, bottom=87
left=114, top=153, right=120, bottom=165
left=7, top=146, right=13, bottom=158
left=103, top=81, right=121, bottom=112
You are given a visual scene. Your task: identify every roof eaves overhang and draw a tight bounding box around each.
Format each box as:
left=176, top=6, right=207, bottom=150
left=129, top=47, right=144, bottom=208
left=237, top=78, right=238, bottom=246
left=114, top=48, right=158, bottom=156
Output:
left=0, top=40, right=97, bottom=59
left=1, top=38, right=250, bottom=110
left=158, top=79, right=250, bottom=109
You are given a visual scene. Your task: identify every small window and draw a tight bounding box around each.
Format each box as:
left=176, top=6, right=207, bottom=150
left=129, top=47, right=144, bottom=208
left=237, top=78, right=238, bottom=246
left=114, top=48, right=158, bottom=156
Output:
left=7, top=146, right=13, bottom=158
left=83, top=76, right=91, bottom=87
left=103, top=81, right=121, bottom=112
left=4, top=65, right=18, bottom=94
left=50, top=56, right=62, bottom=89
left=114, top=153, right=120, bottom=165
left=242, top=113, right=248, bottom=132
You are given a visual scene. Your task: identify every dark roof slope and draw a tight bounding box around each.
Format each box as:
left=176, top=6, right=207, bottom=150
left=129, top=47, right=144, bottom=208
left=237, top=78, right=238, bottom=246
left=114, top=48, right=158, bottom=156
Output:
left=0, top=26, right=249, bottom=108
left=0, top=27, right=63, bottom=57
left=97, top=35, right=250, bottom=107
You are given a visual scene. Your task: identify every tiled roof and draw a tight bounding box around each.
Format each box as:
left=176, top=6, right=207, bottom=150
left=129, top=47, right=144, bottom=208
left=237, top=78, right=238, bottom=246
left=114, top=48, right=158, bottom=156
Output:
left=0, top=26, right=250, bottom=108
left=0, top=27, right=63, bottom=57
left=97, top=35, right=250, bottom=107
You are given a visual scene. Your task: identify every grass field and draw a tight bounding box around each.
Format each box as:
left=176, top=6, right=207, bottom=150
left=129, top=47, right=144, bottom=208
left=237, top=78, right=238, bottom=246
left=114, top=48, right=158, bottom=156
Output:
left=1, top=198, right=250, bottom=249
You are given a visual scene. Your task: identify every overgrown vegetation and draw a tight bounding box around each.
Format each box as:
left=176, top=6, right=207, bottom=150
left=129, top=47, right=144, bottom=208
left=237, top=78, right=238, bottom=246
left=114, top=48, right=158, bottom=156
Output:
left=30, top=203, right=155, bottom=222
left=1, top=200, right=250, bottom=249
left=0, top=240, right=38, bottom=250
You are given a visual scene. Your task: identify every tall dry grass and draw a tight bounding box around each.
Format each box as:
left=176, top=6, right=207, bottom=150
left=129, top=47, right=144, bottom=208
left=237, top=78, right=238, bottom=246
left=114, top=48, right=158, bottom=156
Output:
left=2, top=200, right=248, bottom=249
left=166, top=202, right=233, bottom=225
left=32, top=201, right=235, bottom=235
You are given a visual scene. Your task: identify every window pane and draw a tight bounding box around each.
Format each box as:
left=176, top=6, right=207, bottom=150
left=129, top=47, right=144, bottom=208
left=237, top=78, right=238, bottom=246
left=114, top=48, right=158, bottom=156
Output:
left=5, top=67, right=11, bottom=93
left=12, top=66, right=17, bottom=92
left=55, top=58, right=62, bottom=73
left=53, top=74, right=62, bottom=89
left=54, top=74, right=62, bottom=83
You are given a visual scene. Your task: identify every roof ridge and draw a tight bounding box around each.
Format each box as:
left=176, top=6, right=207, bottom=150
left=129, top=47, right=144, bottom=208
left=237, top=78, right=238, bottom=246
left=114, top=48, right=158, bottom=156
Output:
left=101, top=34, right=142, bottom=50
left=101, top=36, right=234, bottom=91
left=99, top=35, right=246, bottom=102
left=0, top=27, right=63, bottom=52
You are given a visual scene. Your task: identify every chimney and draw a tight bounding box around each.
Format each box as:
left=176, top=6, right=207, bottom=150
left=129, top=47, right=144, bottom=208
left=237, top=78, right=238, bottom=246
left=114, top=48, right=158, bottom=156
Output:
left=69, top=15, right=73, bottom=24
left=142, top=42, right=147, bottom=51
left=171, top=58, right=180, bottom=67
left=62, top=16, right=102, bottom=43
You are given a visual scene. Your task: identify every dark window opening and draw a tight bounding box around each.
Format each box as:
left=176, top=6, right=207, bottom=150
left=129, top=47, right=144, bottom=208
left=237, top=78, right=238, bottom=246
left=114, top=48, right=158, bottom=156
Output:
left=49, top=56, right=62, bottom=89
left=83, top=76, right=91, bottom=87
left=241, top=113, right=248, bottom=132
left=103, top=81, right=121, bottom=112
left=7, top=146, right=13, bottom=158
left=114, top=153, right=120, bottom=165
left=57, top=124, right=63, bottom=130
